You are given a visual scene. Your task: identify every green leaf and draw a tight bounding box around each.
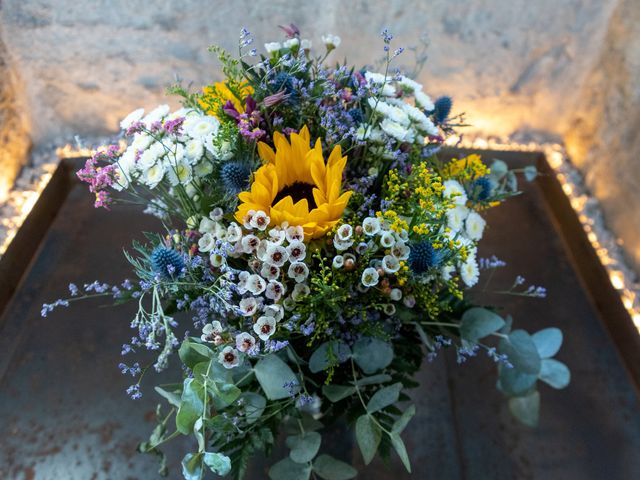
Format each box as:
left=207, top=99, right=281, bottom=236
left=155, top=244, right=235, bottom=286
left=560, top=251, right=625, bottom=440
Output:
left=524, top=165, right=538, bottom=182
left=532, top=328, right=563, bottom=358
left=392, top=405, right=416, bottom=434
left=497, top=366, right=538, bottom=396
left=179, top=340, right=213, bottom=368
left=506, top=170, right=518, bottom=191
left=154, top=386, right=181, bottom=407
left=539, top=359, right=571, bottom=389
left=508, top=390, right=540, bottom=427
left=490, top=159, right=508, bottom=179
left=176, top=378, right=205, bottom=435
left=286, top=431, right=322, bottom=463
left=352, top=337, right=394, bottom=374
left=241, top=392, right=266, bottom=424
left=309, top=341, right=352, bottom=373
left=181, top=452, right=203, bottom=480
left=355, top=415, right=381, bottom=465
left=499, top=330, right=541, bottom=375
left=460, top=308, right=505, bottom=343
left=268, top=457, right=312, bottom=480
left=313, top=454, right=357, bottom=480
left=203, top=452, right=232, bottom=476
left=352, top=374, right=393, bottom=387
left=414, top=322, right=434, bottom=350
left=367, top=383, right=402, bottom=414
left=389, top=432, right=412, bottom=473
left=254, top=354, right=299, bottom=400
left=323, top=384, right=356, bottom=403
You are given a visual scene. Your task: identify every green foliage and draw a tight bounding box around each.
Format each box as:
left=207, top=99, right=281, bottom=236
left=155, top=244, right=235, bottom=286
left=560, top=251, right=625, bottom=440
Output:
left=508, top=391, right=540, bottom=427
left=532, top=327, right=563, bottom=358
left=313, top=454, right=358, bottom=480
left=254, top=354, right=299, bottom=400
left=309, top=341, right=352, bottom=374
left=352, top=337, right=394, bottom=374
left=539, top=359, right=571, bottom=389
left=355, top=415, right=381, bottom=465
left=268, top=457, right=312, bottom=480
left=286, top=432, right=322, bottom=463
left=367, top=383, right=403, bottom=414
left=460, top=307, right=505, bottom=343
left=179, top=340, right=214, bottom=369
left=322, top=384, right=356, bottom=403
left=499, top=330, right=542, bottom=375
left=176, top=378, right=205, bottom=435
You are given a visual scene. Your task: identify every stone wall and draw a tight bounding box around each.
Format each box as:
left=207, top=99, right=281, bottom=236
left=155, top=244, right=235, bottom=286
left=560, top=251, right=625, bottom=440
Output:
left=0, top=0, right=638, bottom=269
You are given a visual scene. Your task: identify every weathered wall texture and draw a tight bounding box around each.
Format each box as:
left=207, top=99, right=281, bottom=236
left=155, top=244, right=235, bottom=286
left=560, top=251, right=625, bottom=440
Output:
left=0, top=0, right=638, bottom=269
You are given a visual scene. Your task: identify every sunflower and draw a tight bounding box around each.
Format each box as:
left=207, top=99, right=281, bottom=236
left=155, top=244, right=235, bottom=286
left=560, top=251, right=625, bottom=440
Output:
left=199, top=81, right=253, bottom=119
left=235, top=126, right=352, bottom=239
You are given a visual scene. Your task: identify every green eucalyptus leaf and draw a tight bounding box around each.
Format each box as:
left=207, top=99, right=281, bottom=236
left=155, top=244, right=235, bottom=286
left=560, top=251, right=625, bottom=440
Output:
left=490, top=159, right=508, bottom=179
left=508, top=390, right=540, bottom=427
left=179, top=340, right=213, bottom=368
left=309, top=341, right=352, bottom=373
left=268, top=457, right=312, bottom=480
left=392, top=405, right=416, bottom=434
left=154, top=386, right=181, bottom=407
left=254, top=354, right=299, bottom=400
left=367, top=383, right=403, bottom=414
left=286, top=431, right=322, bottom=464
left=241, top=392, right=267, bottom=424
left=532, top=328, right=563, bottom=358
left=352, top=337, right=394, bottom=374
left=181, top=452, right=203, bottom=480
left=539, top=359, right=571, bottom=389
left=497, top=365, right=538, bottom=396
left=499, top=330, right=541, bottom=375
left=506, top=170, right=518, bottom=191
left=355, top=415, right=381, bottom=465
left=352, top=374, right=393, bottom=387
left=524, top=165, right=538, bottom=182
left=323, top=384, right=356, bottom=403
left=193, top=418, right=205, bottom=452
left=313, top=454, right=357, bottom=480
left=176, top=378, right=205, bottom=435
left=460, top=307, right=505, bottom=343
left=389, top=432, right=412, bottom=473
left=203, top=452, right=232, bottom=476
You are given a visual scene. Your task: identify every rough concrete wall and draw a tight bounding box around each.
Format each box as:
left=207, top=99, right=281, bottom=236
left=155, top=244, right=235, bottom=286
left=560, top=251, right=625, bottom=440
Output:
left=0, top=28, right=30, bottom=201
left=565, top=0, right=640, bottom=271
left=0, top=0, right=638, bottom=269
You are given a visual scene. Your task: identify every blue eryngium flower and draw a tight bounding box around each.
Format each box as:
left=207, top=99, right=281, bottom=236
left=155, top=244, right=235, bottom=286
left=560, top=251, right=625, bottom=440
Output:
left=433, top=96, right=453, bottom=124
left=220, top=161, right=251, bottom=193
left=151, top=247, right=185, bottom=278
left=409, top=241, right=443, bottom=274
left=471, top=176, right=493, bottom=201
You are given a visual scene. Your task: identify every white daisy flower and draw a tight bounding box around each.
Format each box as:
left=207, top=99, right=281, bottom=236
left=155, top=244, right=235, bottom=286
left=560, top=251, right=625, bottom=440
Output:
left=283, top=38, right=300, bottom=49
left=260, top=263, right=280, bottom=281
left=446, top=205, right=469, bottom=232
left=460, top=258, right=480, bottom=287
left=143, top=163, right=165, bottom=188
left=120, top=108, right=145, bottom=130
left=380, top=118, right=415, bottom=143
left=300, top=39, right=312, bottom=50
left=194, top=159, right=214, bottom=177
left=321, top=34, right=341, bottom=49
left=288, top=262, right=309, bottom=283
left=361, top=267, right=380, bottom=287
left=205, top=136, right=234, bottom=160
left=246, top=274, right=267, bottom=295
left=250, top=210, right=270, bottom=231
left=253, top=316, right=277, bottom=341
left=441, top=264, right=455, bottom=281
left=414, top=90, right=435, bottom=111
left=465, top=211, right=486, bottom=241
left=235, top=332, right=256, bottom=353
left=443, top=179, right=468, bottom=206
left=364, top=71, right=389, bottom=85
left=382, top=255, right=401, bottom=273
left=362, top=217, right=381, bottom=236
left=131, top=132, right=153, bottom=152
left=241, top=234, right=260, bottom=254
left=238, top=297, right=259, bottom=317
left=285, top=225, right=304, bottom=243
left=398, top=76, right=422, bottom=92
left=201, top=321, right=223, bottom=342
left=219, top=346, right=240, bottom=369
left=166, top=160, right=193, bottom=186
left=186, top=115, right=220, bottom=140
left=265, top=280, right=285, bottom=301
left=286, top=241, right=306, bottom=262
left=184, top=138, right=204, bottom=163
left=142, top=104, right=170, bottom=127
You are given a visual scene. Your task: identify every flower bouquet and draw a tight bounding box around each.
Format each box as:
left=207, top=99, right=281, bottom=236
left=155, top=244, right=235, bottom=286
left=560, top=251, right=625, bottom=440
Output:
left=46, top=26, right=570, bottom=479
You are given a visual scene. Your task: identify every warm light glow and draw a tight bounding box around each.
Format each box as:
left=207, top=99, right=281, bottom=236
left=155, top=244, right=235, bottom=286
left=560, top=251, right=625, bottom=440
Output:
left=610, top=272, right=624, bottom=290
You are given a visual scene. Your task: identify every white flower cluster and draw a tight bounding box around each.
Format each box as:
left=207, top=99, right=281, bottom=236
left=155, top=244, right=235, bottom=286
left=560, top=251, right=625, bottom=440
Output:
left=198, top=210, right=315, bottom=368
left=113, top=106, right=233, bottom=196
left=358, top=72, right=439, bottom=146
left=441, top=179, right=487, bottom=288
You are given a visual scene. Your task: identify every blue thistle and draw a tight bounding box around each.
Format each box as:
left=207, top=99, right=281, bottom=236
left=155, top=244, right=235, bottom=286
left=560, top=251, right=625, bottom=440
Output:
left=220, top=161, right=251, bottom=193
left=408, top=241, right=443, bottom=274
left=151, top=247, right=185, bottom=278
left=348, top=108, right=364, bottom=124
left=432, top=96, right=453, bottom=124
left=471, top=176, right=493, bottom=201
left=270, top=72, right=298, bottom=102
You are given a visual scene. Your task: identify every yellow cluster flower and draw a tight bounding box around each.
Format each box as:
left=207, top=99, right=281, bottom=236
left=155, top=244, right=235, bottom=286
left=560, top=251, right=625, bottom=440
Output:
left=442, top=154, right=489, bottom=181
left=199, top=81, right=253, bottom=119
left=375, top=209, right=409, bottom=233
left=384, top=169, right=409, bottom=206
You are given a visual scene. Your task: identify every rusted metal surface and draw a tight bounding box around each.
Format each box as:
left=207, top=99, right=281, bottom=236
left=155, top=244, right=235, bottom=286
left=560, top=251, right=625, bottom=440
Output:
left=1, top=151, right=639, bottom=479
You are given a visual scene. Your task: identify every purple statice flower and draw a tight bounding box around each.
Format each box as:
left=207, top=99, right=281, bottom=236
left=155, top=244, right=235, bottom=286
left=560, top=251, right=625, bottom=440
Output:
left=40, top=299, right=70, bottom=317
left=264, top=339, right=289, bottom=353
left=125, top=121, right=145, bottom=136
left=283, top=380, right=300, bottom=397
left=456, top=344, right=479, bottom=364
left=486, top=347, right=513, bottom=368
left=479, top=256, right=507, bottom=269
left=126, top=384, right=142, bottom=400
left=163, top=116, right=184, bottom=135
left=68, top=283, right=79, bottom=296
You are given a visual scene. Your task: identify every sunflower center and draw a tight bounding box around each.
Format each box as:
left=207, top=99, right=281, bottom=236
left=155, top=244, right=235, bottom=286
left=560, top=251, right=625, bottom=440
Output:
left=273, top=182, right=317, bottom=209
